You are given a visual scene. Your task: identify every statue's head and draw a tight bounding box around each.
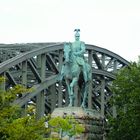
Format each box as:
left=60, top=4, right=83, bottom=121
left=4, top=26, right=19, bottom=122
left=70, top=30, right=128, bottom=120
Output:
left=74, top=29, right=80, bottom=41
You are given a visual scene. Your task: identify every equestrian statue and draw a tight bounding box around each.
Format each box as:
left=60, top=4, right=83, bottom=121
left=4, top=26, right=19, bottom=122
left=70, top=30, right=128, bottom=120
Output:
left=60, top=29, right=92, bottom=108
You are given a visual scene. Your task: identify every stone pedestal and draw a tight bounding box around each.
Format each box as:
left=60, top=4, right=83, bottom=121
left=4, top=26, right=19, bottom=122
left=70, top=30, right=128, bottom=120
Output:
left=51, top=107, right=104, bottom=140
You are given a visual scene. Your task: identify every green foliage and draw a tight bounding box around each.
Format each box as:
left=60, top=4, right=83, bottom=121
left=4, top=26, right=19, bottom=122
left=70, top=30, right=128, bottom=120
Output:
left=0, top=85, right=32, bottom=107
left=48, top=116, right=84, bottom=139
left=108, top=62, right=140, bottom=140
left=0, top=77, right=5, bottom=83
left=0, top=80, right=84, bottom=140
left=1, top=116, right=48, bottom=140
left=0, top=83, right=48, bottom=140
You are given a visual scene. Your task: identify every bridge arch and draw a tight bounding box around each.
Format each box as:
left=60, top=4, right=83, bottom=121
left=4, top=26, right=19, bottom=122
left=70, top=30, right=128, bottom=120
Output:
left=0, top=43, right=129, bottom=118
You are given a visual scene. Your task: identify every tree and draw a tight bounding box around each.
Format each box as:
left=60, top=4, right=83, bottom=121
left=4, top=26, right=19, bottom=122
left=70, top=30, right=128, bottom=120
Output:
left=48, top=116, right=84, bottom=139
left=0, top=80, right=48, bottom=140
left=0, top=79, right=84, bottom=140
left=108, top=62, right=140, bottom=140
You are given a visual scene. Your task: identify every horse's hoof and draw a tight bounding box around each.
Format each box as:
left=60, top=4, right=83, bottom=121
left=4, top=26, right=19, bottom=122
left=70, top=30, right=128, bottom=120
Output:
left=68, top=104, right=72, bottom=107
left=81, top=104, right=85, bottom=108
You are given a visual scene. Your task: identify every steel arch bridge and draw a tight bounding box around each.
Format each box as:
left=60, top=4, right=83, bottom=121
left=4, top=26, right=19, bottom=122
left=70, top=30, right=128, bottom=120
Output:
left=0, top=43, right=129, bottom=119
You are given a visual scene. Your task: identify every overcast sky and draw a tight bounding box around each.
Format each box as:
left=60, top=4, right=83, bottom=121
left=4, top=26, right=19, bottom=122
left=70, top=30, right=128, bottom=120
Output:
left=0, top=0, right=140, bottom=62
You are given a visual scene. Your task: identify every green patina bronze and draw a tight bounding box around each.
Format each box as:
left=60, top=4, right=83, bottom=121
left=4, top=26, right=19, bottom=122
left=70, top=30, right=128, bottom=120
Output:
left=60, top=29, right=92, bottom=108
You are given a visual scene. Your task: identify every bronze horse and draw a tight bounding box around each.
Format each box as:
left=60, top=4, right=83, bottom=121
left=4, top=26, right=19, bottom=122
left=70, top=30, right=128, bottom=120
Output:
left=60, top=43, right=92, bottom=108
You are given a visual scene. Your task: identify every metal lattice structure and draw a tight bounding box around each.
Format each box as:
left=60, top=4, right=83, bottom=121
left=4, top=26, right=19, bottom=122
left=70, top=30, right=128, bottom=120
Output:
left=0, top=43, right=129, bottom=119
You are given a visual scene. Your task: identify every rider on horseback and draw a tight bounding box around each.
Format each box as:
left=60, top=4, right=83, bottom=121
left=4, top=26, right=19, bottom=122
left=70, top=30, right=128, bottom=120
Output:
left=60, top=29, right=92, bottom=107
left=71, top=29, right=88, bottom=82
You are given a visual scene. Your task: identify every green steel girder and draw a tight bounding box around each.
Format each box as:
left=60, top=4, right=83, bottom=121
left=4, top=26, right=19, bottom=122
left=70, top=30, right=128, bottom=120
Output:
left=93, top=69, right=115, bottom=79
left=27, top=59, right=42, bottom=83
left=46, top=54, right=59, bottom=73
left=0, top=42, right=130, bottom=119
left=5, top=71, right=17, bottom=86
left=0, top=43, right=63, bottom=73
left=86, top=44, right=129, bottom=66
left=13, top=75, right=58, bottom=106
left=93, top=52, right=103, bottom=69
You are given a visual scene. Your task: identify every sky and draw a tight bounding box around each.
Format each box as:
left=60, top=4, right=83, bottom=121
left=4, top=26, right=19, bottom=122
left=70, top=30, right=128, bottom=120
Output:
left=0, top=0, right=140, bottom=62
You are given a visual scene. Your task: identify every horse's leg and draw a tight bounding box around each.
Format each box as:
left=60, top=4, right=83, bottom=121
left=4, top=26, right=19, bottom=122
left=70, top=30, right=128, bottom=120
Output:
left=66, top=79, right=73, bottom=107
left=82, top=64, right=92, bottom=108
left=81, top=81, right=89, bottom=108
left=66, top=77, right=78, bottom=106
left=83, top=64, right=88, bottom=83
left=66, top=79, right=70, bottom=96
left=70, top=77, right=78, bottom=96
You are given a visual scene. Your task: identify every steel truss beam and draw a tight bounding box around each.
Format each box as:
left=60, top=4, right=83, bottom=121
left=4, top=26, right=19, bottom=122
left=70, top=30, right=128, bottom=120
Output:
left=0, top=43, right=129, bottom=119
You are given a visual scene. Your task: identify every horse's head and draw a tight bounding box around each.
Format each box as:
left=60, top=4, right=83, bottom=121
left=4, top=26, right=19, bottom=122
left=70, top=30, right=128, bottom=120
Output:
left=64, top=43, right=71, bottom=63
